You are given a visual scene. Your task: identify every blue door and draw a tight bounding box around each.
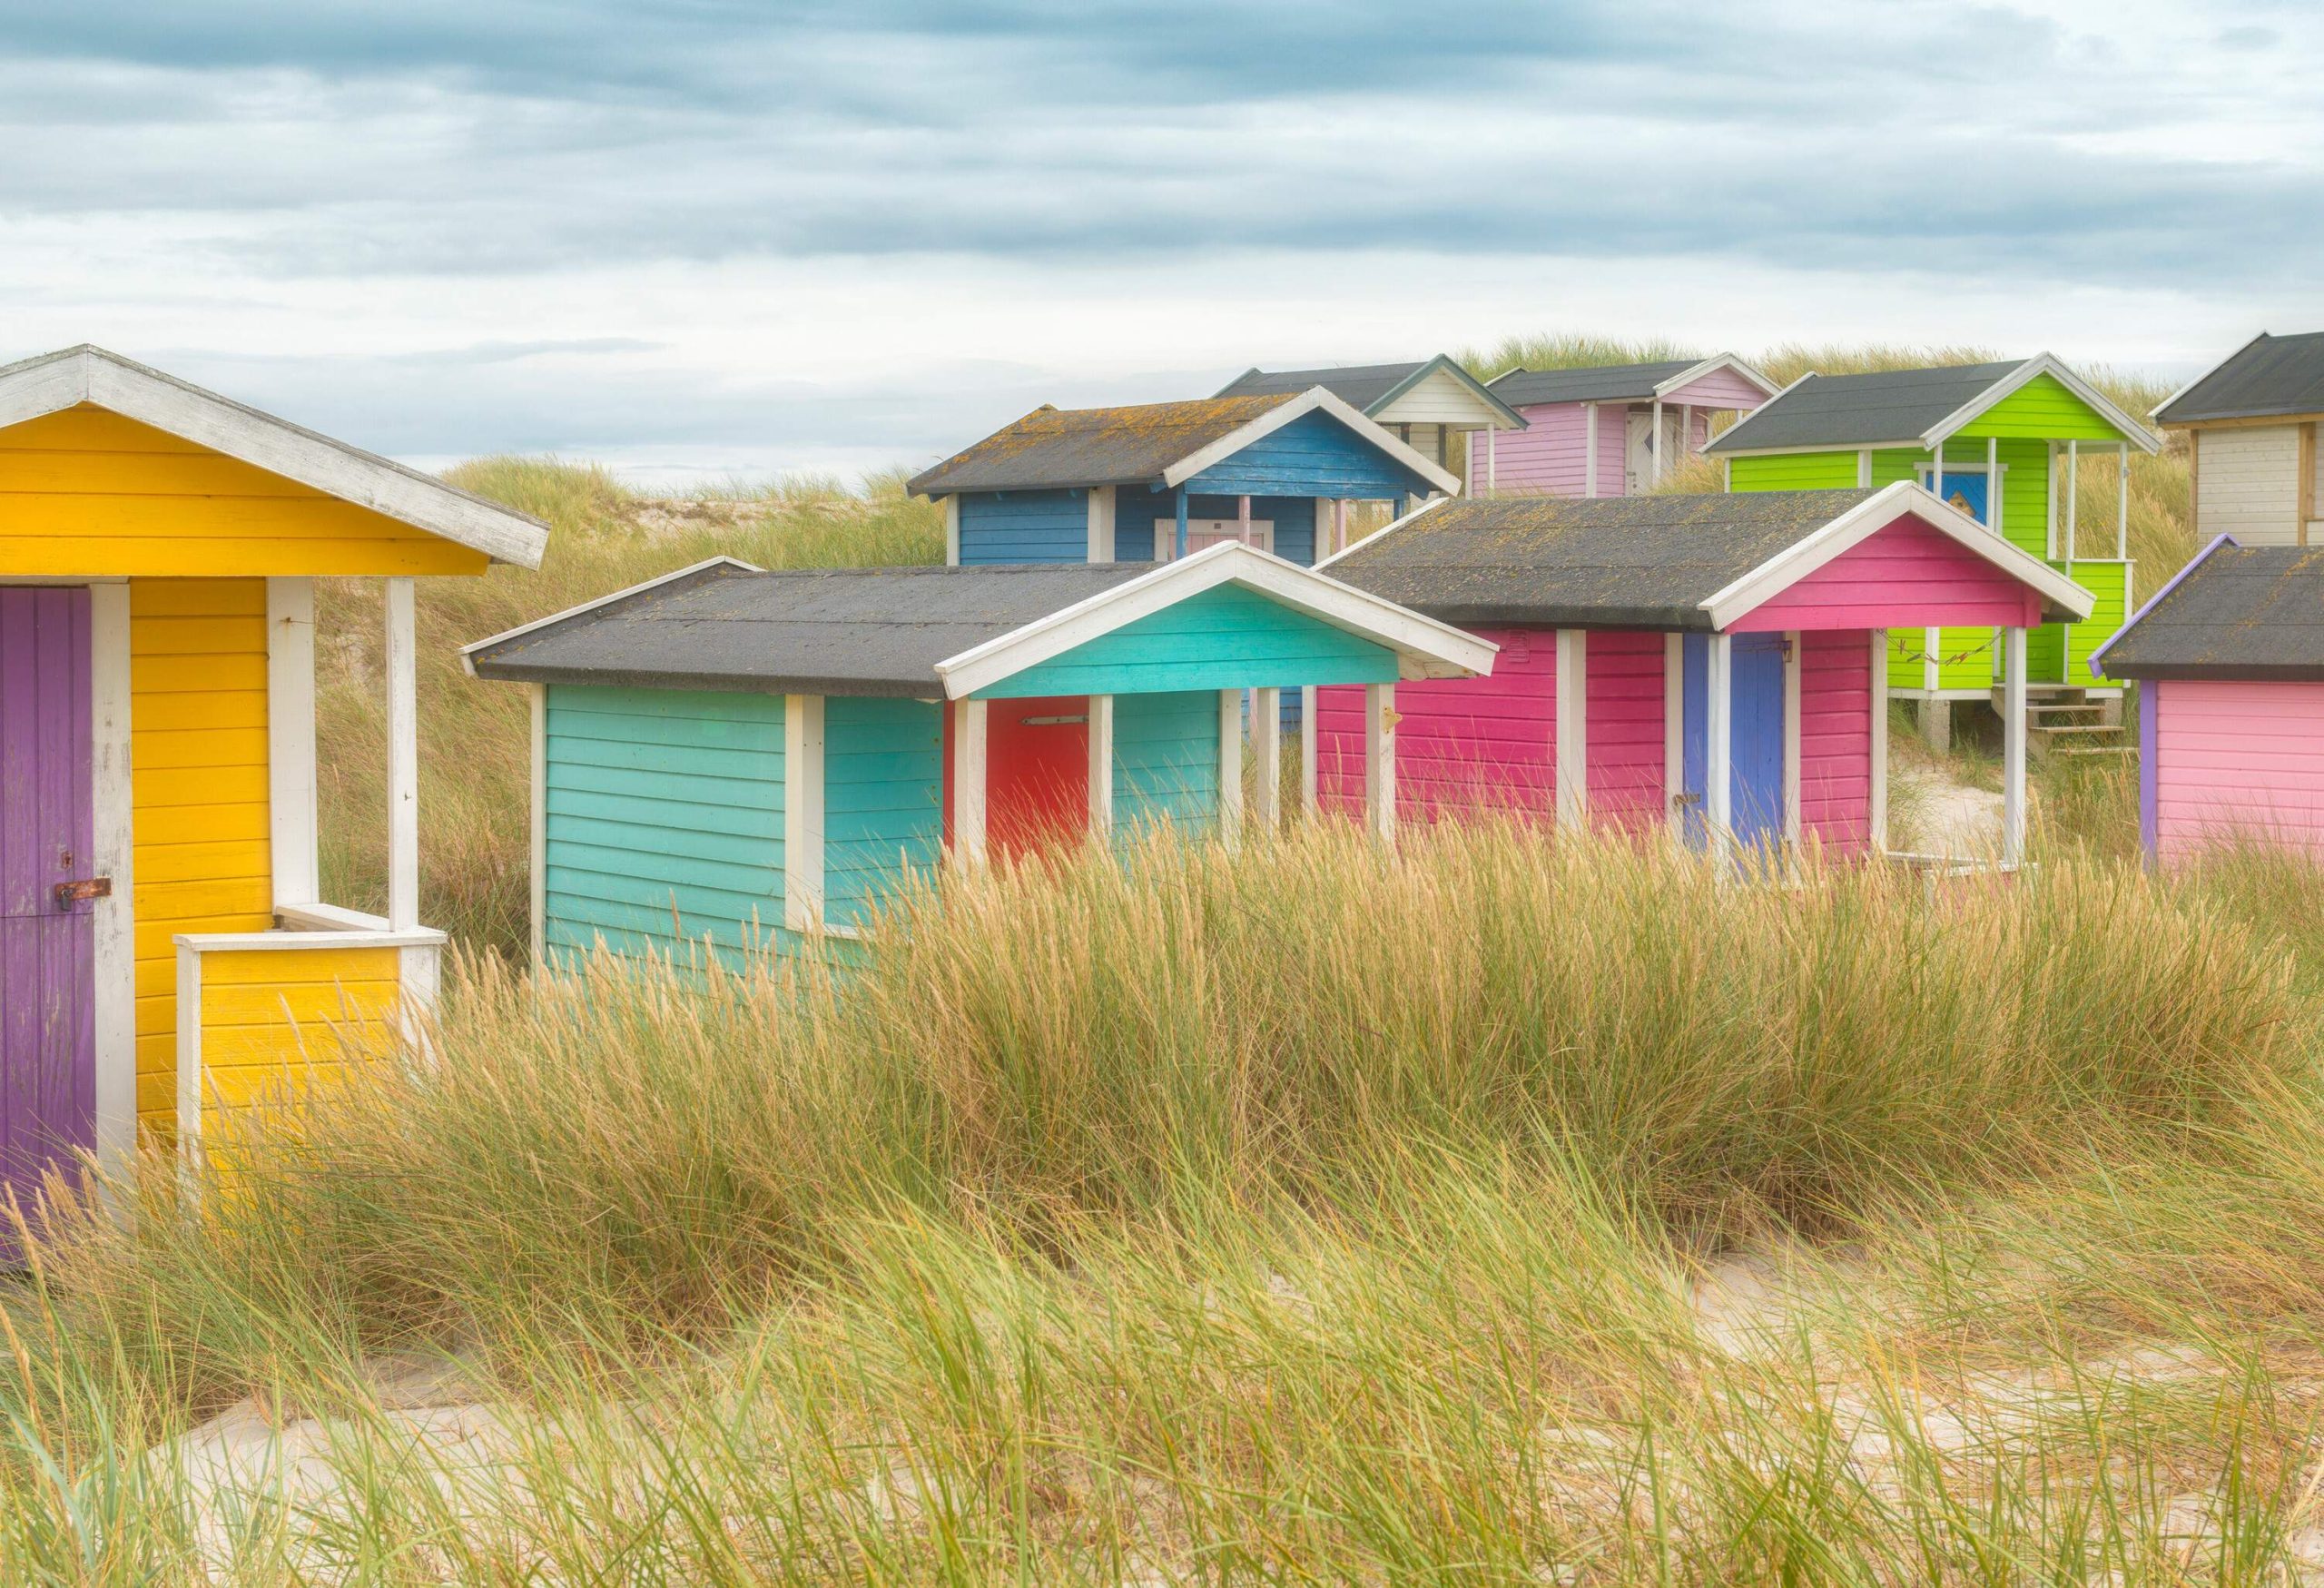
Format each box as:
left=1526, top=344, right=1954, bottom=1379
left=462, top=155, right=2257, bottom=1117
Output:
left=1930, top=470, right=1989, bottom=524
left=1679, top=632, right=1785, bottom=852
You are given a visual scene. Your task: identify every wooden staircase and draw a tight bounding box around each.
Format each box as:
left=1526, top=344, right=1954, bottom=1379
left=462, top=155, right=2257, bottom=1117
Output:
left=1994, top=686, right=2135, bottom=759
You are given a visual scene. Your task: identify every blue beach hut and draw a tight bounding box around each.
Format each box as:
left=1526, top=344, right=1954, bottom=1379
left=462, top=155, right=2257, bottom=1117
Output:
left=462, top=545, right=1494, bottom=968
left=910, top=389, right=1462, bottom=569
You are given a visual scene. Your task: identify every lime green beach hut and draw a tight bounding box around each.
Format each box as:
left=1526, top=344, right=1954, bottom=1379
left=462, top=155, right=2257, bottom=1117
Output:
left=1706, top=356, right=2160, bottom=745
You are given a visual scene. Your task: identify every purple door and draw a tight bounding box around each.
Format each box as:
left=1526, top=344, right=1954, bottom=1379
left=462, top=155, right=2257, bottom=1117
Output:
left=1, top=587, right=95, bottom=1263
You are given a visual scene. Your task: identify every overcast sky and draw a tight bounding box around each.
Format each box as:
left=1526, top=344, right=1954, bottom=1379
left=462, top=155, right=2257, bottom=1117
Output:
left=7, top=1, right=2321, bottom=485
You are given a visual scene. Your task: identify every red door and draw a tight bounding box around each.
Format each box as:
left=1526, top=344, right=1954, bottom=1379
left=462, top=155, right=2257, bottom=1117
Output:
left=946, top=695, right=1090, bottom=863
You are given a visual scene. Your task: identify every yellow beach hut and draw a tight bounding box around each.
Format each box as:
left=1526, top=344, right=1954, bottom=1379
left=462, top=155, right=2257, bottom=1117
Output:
left=0, top=346, right=546, bottom=1217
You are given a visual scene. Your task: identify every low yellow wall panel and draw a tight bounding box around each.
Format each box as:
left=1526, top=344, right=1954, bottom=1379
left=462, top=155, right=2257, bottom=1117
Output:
left=191, top=946, right=402, bottom=1129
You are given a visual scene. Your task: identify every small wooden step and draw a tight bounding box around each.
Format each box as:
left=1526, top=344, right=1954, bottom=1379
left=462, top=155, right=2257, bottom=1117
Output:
left=2054, top=746, right=2138, bottom=758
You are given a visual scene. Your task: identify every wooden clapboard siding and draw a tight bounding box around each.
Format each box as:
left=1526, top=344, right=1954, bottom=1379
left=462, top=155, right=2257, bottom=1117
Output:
left=1112, top=691, right=1216, bottom=832
left=824, top=696, right=941, bottom=932
left=192, top=945, right=399, bottom=1123
left=1798, top=630, right=1873, bottom=854
left=2060, top=560, right=2132, bottom=686
left=2193, top=427, right=2303, bottom=545
left=1484, top=404, right=1590, bottom=497
left=956, top=488, right=1088, bottom=565
left=131, top=578, right=271, bottom=1126
left=1124, top=494, right=1317, bottom=566
left=1374, top=366, right=1503, bottom=427
left=1316, top=628, right=1555, bottom=820
left=1953, top=372, right=2127, bottom=443
left=1184, top=409, right=1431, bottom=500
left=979, top=583, right=1397, bottom=698
left=541, top=685, right=784, bottom=969
left=1728, top=515, right=2043, bottom=634
left=1728, top=451, right=1860, bottom=490
left=0, top=407, right=488, bottom=577
left=1582, top=630, right=1663, bottom=829
left=2152, top=679, right=2324, bottom=863
left=1662, top=369, right=1768, bottom=409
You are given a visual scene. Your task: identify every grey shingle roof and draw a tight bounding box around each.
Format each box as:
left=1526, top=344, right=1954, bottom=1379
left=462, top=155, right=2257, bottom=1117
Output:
left=1704, top=360, right=2027, bottom=452
left=2155, top=332, right=2324, bottom=424
left=1217, top=360, right=1423, bottom=409
left=1485, top=360, right=1703, bottom=407
left=466, top=561, right=1149, bottom=695
left=907, top=394, right=1297, bottom=497
left=1324, top=490, right=1882, bottom=628
left=2097, top=544, right=2324, bottom=679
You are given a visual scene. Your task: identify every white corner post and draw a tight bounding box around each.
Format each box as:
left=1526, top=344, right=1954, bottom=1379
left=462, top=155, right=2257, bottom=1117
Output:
left=1236, top=494, right=1254, bottom=548
left=1086, top=485, right=1116, bottom=564
left=1705, top=633, right=1733, bottom=863
left=1868, top=629, right=1889, bottom=853
left=1649, top=398, right=1665, bottom=488
left=1782, top=631, right=1803, bottom=848
left=1088, top=694, right=1114, bottom=838
left=266, top=577, right=318, bottom=912
left=384, top=577, right=420, bottom=932
left=1986, top=436, right=2000, bottom=529
left=528, top=683, right=547, bottom=968
left=2116, top=442, right=2129, bottom=558
left=1299, top=686, right=1320, bottom=814
left=1680, top=404, right=1694, bottom=469
left=1583, top=403, right=1600, bottom=498
left=1364, top=682, right=1396, bottom=843
left=1217, top=688, right=1245, bottom=848
left=783, top=694, right=825, bottom=931
left=1251, top=686, right=1281, bottom=832
left=944, top=496, right=961, bottom=566
left=1554, top=629, right=1587, bottom=830
left=1484, top=426, right=1498, bottom=497
left=950, top=697, right=987, bottom=869
left=2002, top=626, right=2028, bottom=868
left=1856, top=449, right=1872, bottom=488
left=88, top=583, right=135, bottom=1190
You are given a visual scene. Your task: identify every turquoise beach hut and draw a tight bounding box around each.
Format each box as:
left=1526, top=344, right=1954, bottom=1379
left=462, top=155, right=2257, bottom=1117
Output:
left=462, top=545, right=1494, bottom=968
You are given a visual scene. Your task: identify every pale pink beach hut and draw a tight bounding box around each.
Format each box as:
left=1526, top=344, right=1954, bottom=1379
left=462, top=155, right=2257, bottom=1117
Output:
left=1483, top=357, right=1778, bottom=498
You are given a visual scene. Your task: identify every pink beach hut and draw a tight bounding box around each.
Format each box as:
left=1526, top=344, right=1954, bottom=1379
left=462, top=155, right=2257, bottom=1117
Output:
left=2090, top=538, right=2324, bottom=865
left=1482, top=356, right=1778, bottom=498
left=1304, top=483, right=2093, bottom=865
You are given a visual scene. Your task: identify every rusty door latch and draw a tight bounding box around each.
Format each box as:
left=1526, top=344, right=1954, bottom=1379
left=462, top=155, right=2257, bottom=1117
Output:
left=54, top=877, right=112, bottom=910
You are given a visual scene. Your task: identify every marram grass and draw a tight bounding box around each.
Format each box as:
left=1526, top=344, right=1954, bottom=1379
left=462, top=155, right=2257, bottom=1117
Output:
left=8, top=824, right=2324, bottom=1582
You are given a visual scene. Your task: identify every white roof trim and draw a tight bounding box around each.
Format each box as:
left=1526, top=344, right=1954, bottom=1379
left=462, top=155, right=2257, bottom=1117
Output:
left=1651, top=352, right=1782, bottom=401
left=2152, top=332, right=2269, bottom=425
left=0, top=344, right=552, bottom=567
left=1922, top=352, right=2162, bottom=454
left=459, top=555, right=762, bottom=676
left=1699, top=369, right=1820, bottom=452
left=1162, top=386, right=1462, bottom=496
left=932, top=539, right=1495, bottom=698
left=1311, top=493, right=1449, bottom=572
left=1699, top=480, right=2094, bottom=630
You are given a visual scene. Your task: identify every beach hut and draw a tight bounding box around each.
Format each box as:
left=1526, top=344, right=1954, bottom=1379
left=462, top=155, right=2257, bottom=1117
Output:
left=1482, top=356, right=1777, bottom=498
left=2153, top=331, right=2324, bottom=547
left=1310, top=484, right=2092, bottom=865
left=2089, top=538, right=2324, bottom=865
left=911, top=389, right=1458, bottom=569
left=460, top=545, right=1492, bottom=969
left=1706, top=356, right=2161, bottom=747
left=0, top=345, right=547, bottom=1224
left=1213, top=356, right=1527, bottom=495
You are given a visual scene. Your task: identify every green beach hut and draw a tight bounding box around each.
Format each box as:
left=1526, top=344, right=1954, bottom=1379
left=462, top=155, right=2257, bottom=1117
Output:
left=1705, top=356, right=2160, bottom=745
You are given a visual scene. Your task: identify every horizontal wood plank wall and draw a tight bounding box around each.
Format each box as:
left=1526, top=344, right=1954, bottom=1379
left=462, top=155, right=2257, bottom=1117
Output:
left=0, top=407, right=488, bottom=577
left=1954, top=372, right=2127, bottom=443
left=1315, top=628, right=1554, bottom=820
left=1183, top=409, right=1425, bottom=500
left=1727, top=452, right=1861, bottom=491
left=1122, top=495, right=1317, bottom=565
left=2153, top=679, right=2324, bottom=863
left=1376, top=367, right=1503, bottom=426
left=823, top=696, right=942, bottom=932
left=1485, top=404, right=1590, bottom=496
left=979, top=584, right=1397, bottom=698
left=542, top=685, right=784, bottom=969
left=1112, top=691, right=1218, bottom=833
left=131, top=578, right=271, bottom=1128
left=1594, top=404, right=1628, bottom=498
left=1797, top=630, right=1874, bottom=854
left=1726, top=517, right=2043, bottom=634
left=955, top=488, right=1089, bottom=565
left=2192, top=427, right=2302, bottom=545
left=1581, top=631, right=1664, bottom=829
left=1662, top=370, right=1768, bottom=409
left=192, top=945, right=399, bottom=1121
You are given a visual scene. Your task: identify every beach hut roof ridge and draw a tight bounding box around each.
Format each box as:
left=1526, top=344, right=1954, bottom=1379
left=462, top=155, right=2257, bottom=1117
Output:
left=2153, top=331, right=2324, bottom=424
left=1486, top=355, right=1776, bottom=408
left=1216, top=354, right=1526, bottom=428
left=1706, top=354, right=2160, bottom=456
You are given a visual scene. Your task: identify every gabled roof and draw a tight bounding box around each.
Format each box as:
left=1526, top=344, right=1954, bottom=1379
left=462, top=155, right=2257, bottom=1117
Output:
left=0, top=344, right=550, bottom=567
left=1704, top=354, right=2161, bottom=457
left=2153, top=331, right=2324, bottom=425
left=2090, top=538, right=2324, bottom=679
left=464, top=543, right=1494, bottom=698
left=1486, top=354, right=1777, bottom=409
left=1216, top=355, right=1525, bottom=428
left=1319, top=481, right=2091, bottom=631
left=906, top=387, right=1461, bottom=498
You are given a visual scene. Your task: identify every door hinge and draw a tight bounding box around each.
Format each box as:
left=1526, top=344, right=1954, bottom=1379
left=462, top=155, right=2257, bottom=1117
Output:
left=54, top=877, right=112, bottom=910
